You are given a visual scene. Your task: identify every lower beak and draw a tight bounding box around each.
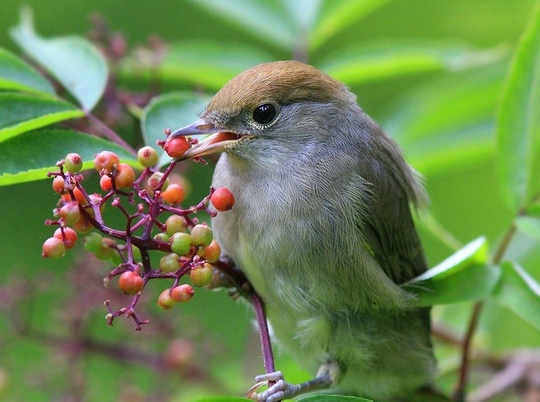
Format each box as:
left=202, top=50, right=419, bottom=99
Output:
left=169, top=119, right=249, bottom=159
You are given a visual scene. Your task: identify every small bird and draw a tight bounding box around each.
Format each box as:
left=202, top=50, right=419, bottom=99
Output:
left=171, top=60, right=440, bottom=401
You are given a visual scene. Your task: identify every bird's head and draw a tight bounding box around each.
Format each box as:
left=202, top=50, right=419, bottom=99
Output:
left=169, top=60, right=358, bottom=163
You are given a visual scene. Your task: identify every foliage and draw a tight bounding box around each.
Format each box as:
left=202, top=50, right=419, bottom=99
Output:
left=0, top=1, right=539, bottom=401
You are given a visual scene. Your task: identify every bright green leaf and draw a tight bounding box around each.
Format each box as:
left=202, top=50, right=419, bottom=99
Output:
left=493, top=262, right=540, bottom=332
left=495, top=5, right=540, bottom=212
left=186, top=0, right=296, bottom=50
left=122, top=41, right=272, bottom=91
left=310, top=0, right=391, bottom=51
left=0, top=129, right=137, bottom=186
left=299, top=395, right=372, bottom=402
left=0, top=93, right=83, bottom=143
left=10, top=8, right=108, bottom=111
left=516, top=216, right=540, bottom=241
left=141, top=92, right=211, bottom=167
left=403, top=237, right=499, bottom=306
left=0, top=47, right=54, bottom=94
left=411, top=237, right=488, bottom=281
left=318, top=41, right=506, bottom=85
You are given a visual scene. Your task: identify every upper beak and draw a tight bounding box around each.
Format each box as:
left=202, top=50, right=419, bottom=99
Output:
left=169, top=118, right=249, bottom=159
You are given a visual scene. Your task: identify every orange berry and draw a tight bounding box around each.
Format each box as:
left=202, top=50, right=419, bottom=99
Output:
left=161, top=183, right=185, bottom=204
left=211, top=187, right=235, bottom=211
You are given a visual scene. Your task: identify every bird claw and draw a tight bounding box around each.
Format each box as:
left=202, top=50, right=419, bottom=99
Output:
left=246, top=371, right=301, bottom=402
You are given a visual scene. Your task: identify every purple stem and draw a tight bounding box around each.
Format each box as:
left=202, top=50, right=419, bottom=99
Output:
left=250, top=293, right=276, bottom=375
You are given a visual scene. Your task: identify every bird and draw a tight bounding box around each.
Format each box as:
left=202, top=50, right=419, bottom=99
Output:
left=170, top=60, right=442, bottom=402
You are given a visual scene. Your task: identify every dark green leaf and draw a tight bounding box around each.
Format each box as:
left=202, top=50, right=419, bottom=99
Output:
left=0, top=93, right=83, bottom=143
left=186, top=0, right=295, bottom=50
left=10, top=8, right=108, bottom=111
left=493, top=262, right=540, bottom=332
left=318, top=41, right=506, bottom=85
left=122, top=41, right=272, bottom=91
left=310, top=0, right=392, bottom=51
left=141, top=92, right=211, bottom=167
left=404, top=237, right=500, bottom=306
left=0, top=128, right=137, bottom=186
left=495, top=5, right=540, bottom=212
left=0, top=47, right=54, bottom=94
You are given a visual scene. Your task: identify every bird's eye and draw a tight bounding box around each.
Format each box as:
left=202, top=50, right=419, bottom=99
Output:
left=252, top=104, right=277, bottom=125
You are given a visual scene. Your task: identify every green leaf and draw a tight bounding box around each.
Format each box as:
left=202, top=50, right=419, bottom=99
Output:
left=10, top=8, right=108, bottom=111
left=404, top=237, right=501, bottom=306
left=0, top=48, right=54, bottom=94
left=495, top=5, right=540, bottom=212
left=0, top=93, right=83, bottom=143
left=516, top=216, right=540, bottom=241
left=299, top=395, right=372, bottom=402
left=186, top=0, right=296, bottom=50
left=122, top=41, right=272, bottom=91
left=0, top=128, right=137, bottom=186
left=318, top=41, right=506, bottom=85
left=493, top=262, right=540, bottom=332
left=309, top=0, right=391, bottom=51
left=381, top=64, right=505, bottom=174
left=141, top=92, right=211, bottom=167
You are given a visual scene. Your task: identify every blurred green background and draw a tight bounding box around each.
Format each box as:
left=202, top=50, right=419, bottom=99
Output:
left=0, top=1, right=538, bottom=401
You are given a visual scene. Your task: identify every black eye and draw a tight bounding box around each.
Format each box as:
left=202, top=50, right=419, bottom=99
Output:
left=253, top=104, right=277, bottom=125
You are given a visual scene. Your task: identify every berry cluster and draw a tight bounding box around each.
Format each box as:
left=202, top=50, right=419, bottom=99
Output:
left=43, top=137, right=235, bottom=330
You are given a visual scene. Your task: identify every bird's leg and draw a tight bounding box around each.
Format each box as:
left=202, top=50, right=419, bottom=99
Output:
left=246, top=363, right=337, bottom=402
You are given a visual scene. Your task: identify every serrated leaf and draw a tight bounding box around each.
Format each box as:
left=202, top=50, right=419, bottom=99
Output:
left=122, top=41, right=272, bottom=91
left=0, top=129, right=137, bottom=186
left=309, top=0, right=391, bottom=51
left=10, top=8, right=108, bottom=111
left=403, top=237, right=499, bottom=306
left=299, top=395, right=372, bottom=402
left=319, top=41, right=506, bottom=85
left=0, top=47, right=54, bottom=94
left=0, top=93, right=83, bottom=143
left=186, top=0, right=296, bottom=50
left=494, top=262, right=540, bottom=332
left=141, top=92, right=211, bottom=167
left=515, top=216, right=540, bottom=241
left=495, top=5, right=540, bottom=212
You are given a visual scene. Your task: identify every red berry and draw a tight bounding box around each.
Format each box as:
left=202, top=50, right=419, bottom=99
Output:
left=42, top=237, right=66, bottom=258
left=158, top=289, right=176, bottom=309
left=59, top=201, right=81, bottom=226
left=100, top=175, right=113, bottom=191
left=64, top=153, right=83, bottom=173
left=211, top=187, right=235, bottom=211
left=114, top=163, right=136, bottom=189
left=94, top=151, right=119, bottom=173
left=53, top=227, right=78, bottom=249
left=201, top=240, right=221, bottom=263
left=171, top=284, right=194, bottom=302
left=118, top=271, right=144, bottom=295
left=164, top=137, right=191, bottom=158
left=160, top=183, right=185, bottom=204
left=137, top=146, right=159, bottom=167
left=52, top=176, right=67, bottom=194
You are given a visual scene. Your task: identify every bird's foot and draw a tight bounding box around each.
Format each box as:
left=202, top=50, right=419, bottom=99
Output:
left=245, top=370, right=333, bottom=402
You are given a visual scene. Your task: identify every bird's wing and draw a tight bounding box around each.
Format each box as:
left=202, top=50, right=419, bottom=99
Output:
left=359, top=139, right=428, bottom=285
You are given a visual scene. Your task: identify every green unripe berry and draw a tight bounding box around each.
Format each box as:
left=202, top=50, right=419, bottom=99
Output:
left=190, top=224, right=213, bottom=247
left=157, top=289, right=176, bottom=310
left=159, top=253, right=180, bottom=273
left=137, top=146, right=159, bottom=167
left=83, top=232, right=103, bottom=253
left=170, top=232, right=192, bottom=256
left=154, top=233, right=170, bottom=243
left=64, top=153, right=83, bottom=173
left=190, top=263, right=213, bottom=287
left=165, top=215, right=186, bottom=236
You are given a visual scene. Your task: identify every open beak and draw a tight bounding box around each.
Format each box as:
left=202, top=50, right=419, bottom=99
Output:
left=170, top=118, right=251, bottom=160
